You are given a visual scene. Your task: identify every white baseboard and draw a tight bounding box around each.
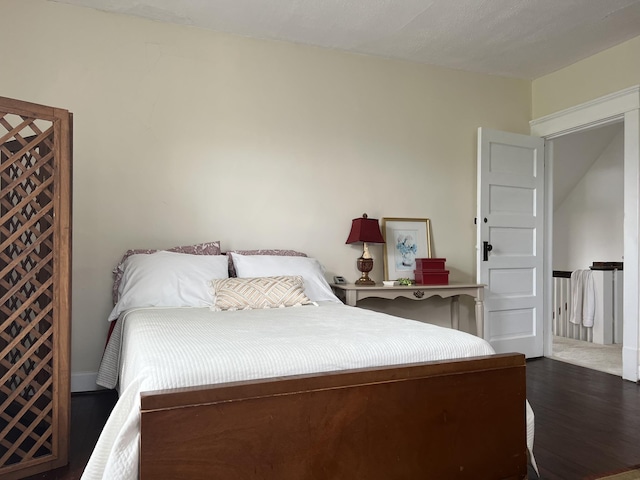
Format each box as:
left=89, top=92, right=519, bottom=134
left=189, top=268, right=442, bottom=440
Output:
left=71, top=371, right=100, bottom=392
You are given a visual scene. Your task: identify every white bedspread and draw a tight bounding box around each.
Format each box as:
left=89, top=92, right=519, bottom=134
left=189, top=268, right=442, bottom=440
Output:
left=82, top=303, right=531, bottom=479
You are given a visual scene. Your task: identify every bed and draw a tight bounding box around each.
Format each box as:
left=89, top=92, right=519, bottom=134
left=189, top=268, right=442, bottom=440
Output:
left=82, top=245, right=536, bottom=479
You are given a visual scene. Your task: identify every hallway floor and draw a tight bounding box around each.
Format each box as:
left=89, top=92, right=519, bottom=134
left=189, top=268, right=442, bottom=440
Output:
left=551, top=335, right=622, bottom=376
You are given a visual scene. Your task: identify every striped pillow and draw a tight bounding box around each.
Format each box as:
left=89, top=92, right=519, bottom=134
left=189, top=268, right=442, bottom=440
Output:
left=211, top=276, right=314, bottom=311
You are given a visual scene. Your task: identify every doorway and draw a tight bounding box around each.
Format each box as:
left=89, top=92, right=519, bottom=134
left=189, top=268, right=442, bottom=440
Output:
left=530, top=85, right=640, bottom=382
left=549, top=122, right=624, bottom=376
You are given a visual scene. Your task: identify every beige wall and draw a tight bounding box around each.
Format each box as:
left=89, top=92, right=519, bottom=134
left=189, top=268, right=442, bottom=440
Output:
left=0, top=0, right=531, bottom=385
left=533, top=35, right=640, bottom=118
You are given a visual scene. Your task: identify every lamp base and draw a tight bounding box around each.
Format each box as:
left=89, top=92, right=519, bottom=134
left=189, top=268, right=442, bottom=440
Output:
left=355, top=275, right=375, bottom=286
left=355, top=257, right=375, bottom=286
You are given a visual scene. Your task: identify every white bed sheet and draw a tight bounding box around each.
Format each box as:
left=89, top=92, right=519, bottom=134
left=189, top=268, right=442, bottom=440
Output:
left=83, top=302, right=533, bottom=479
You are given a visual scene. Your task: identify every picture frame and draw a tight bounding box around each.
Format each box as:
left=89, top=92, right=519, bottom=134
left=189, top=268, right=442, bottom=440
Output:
left=381, top=218, right=432, bottom=281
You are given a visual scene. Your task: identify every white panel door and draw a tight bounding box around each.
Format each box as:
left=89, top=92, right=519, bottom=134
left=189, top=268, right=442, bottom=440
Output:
left=477, top=128, right=545, bottom=358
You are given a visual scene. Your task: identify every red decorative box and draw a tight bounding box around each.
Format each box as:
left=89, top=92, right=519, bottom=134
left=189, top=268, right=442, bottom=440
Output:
left=415, top=258, right=447, bottom=270
left=414, top=269, right=450, bottom=285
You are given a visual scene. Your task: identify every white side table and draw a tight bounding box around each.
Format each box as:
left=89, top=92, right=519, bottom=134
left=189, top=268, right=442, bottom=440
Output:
left=331, top=283, right=485, bottom=337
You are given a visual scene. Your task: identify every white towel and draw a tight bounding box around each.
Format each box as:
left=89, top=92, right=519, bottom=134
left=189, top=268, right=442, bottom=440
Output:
left=569, top=270, right=583, bottom=325
left=569, top=269, right=597, bottom=327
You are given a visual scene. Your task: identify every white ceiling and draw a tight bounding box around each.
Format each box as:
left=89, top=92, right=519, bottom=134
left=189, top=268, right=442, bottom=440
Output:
left=50, top=0, right=640, bottom=79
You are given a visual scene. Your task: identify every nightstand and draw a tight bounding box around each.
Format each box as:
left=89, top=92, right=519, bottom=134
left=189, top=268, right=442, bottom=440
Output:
left=331, top=283, right=485, bottom=337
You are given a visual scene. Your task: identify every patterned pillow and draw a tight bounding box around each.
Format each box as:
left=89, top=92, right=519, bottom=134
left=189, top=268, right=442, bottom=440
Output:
left=112, top=241, right=221, bottom=304
left=224, top=249, right=307, bottom=278
left=210, top=276, right=315, bottom=311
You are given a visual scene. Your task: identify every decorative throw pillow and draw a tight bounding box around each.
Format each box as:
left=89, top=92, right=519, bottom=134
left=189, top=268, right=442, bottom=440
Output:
left=211, top=276, right=315, bottom=311
left=112, top=241, right=221, bottom=304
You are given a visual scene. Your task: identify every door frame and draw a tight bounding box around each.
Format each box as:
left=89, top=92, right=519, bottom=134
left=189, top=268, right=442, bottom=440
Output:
left=530, top=85, right=640, bottom=382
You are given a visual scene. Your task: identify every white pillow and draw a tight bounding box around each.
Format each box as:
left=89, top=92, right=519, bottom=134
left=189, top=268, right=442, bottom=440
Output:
left=108, top=251, right=229, bottom=320
left=230, top=253, right=340, bottom=303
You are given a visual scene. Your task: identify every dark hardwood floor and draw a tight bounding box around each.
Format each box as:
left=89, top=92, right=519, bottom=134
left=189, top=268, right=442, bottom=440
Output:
left=526, top=358, right=640, bottom=480
left=17, top=358, right=640, bottom=479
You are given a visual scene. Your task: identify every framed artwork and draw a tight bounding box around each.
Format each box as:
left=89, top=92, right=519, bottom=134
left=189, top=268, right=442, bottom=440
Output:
left=381, top=218, right=432, bottom=281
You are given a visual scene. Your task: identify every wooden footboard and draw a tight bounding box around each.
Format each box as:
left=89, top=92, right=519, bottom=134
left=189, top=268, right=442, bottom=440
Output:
left=140, top=353, right=527, bottom=479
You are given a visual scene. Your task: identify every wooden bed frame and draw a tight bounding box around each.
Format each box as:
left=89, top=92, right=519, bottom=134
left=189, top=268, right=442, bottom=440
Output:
left=139, top=353, right=528, bottom=479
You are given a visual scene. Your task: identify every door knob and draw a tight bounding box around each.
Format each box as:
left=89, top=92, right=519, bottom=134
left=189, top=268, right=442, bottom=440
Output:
left=483, top=241, right=493, bottom=261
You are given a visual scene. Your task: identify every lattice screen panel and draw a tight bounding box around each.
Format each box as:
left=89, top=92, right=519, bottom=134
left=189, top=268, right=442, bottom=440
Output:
left=0, top=98, right=71, bottom=478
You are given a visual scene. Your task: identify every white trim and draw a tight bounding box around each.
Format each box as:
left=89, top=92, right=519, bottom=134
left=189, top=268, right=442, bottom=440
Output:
left=623, top=108, right=640, bottom=380
left=530, top=85, right=640, bottom=382
left=542, top=140, right=554, bottom=358
left=71, top=371, right=100, bottom=392
left=531, top=86, right=640, bottom=139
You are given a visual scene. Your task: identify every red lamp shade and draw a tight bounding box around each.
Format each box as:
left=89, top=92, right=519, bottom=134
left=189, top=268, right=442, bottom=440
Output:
left=345, top=214, right=385, bottom=245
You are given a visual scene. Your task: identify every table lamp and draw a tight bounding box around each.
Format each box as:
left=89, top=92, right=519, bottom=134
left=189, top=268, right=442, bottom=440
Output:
left=345, top=213, right=385, bottom=285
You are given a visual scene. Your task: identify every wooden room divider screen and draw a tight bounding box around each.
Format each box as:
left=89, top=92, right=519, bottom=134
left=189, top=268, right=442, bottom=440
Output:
left=0, top=97, right=72, bottom=479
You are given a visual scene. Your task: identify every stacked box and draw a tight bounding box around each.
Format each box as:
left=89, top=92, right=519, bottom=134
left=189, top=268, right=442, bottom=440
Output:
left=414, top=258, right=449, bottom=285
